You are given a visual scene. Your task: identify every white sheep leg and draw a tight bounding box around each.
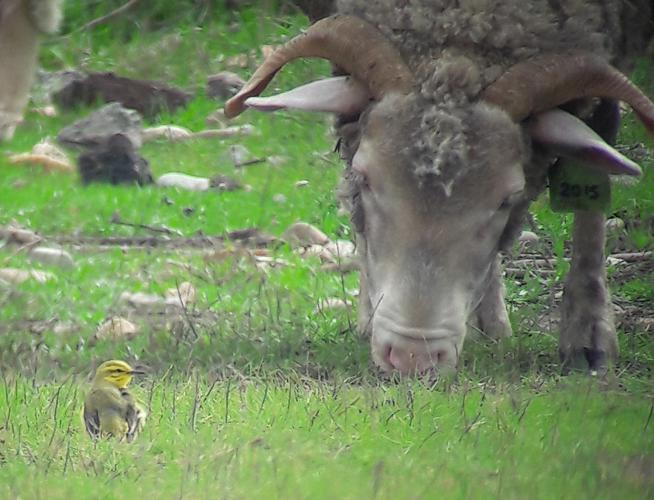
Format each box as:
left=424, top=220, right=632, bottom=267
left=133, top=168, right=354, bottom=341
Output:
left=0, top=1, right=41, bottom=141
left=0, top=0, right=62, bottom=141
left=559, top=210, right=617, bottom=372
left=472, top=256, right=513, bottom=339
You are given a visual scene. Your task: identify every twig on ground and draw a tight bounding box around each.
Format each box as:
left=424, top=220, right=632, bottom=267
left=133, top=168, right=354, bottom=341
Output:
left=608, top=251, right=652, bottom=262
left=175, top=279, right=199, bottom=341
left=234, top=158, right=267, bottom=168
left=508, top=251, right=651, bottom=268
left=1, top=239, right=43, bottom=265
left=51, top=227, right=275, bottom=249
left=509, top=258, right=557, bottom=268
left=109, top=214, right=183, bottom=237
left=504, top=267, right=556, bottom=278
left=73, top=0, right=140, bottom=33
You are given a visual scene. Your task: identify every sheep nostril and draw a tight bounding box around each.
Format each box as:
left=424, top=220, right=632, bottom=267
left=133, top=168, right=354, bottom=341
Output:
left=383, top=345, right=394, bottom=368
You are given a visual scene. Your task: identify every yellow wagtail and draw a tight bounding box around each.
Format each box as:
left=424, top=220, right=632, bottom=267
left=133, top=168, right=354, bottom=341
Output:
left=83, top=360, right=146, bottom=442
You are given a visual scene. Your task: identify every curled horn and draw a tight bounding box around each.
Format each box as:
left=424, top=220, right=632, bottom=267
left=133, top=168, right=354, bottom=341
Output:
left=225, top=15, right=414, bottom=118
left=482, top=51, right=654, bottom=135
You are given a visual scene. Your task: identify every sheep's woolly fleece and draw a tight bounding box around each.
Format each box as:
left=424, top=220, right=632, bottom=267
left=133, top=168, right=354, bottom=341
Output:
left=28, top=0, right=63, bottom=34
left=0, top=0, right=63, bottom=34
left=333, top=0, right=629, bottom=181
left=338, top=0, right=619, bottom=92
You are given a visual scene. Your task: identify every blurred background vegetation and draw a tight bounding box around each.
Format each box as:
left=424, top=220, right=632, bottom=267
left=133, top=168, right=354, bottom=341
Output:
left=0, top=0, right=651, bottom=381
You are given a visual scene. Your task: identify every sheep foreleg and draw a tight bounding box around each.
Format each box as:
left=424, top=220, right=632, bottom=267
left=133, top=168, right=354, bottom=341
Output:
left=559, top=210, right=617, bottom=373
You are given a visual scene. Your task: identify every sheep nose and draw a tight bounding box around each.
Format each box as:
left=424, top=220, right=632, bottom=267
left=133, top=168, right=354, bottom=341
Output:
left=383, top=345, right=455, bottom=375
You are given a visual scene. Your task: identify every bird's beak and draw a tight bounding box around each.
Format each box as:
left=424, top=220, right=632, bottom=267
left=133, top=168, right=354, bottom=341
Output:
left=130, top=369, right=146, bottom=376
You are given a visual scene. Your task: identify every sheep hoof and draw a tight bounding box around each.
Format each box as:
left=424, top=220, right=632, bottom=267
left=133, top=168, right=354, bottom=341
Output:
left=559, top=347, right=610, bottom=375
left=558, top=320, right=618, bottom=375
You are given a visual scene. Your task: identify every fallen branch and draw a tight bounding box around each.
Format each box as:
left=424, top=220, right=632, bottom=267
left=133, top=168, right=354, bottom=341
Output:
left=320, top=260, right=360, bottom=274
left=1, top=239, right=43, bottom=265
left=507, top=251, right=652, bottom=269
left=508, top=258, right=558, bottom=268
left=191, top=127, right=255, bottom=139
left=504, top=267, right=556, bottom=278
left=75, top=0, right=140, bottom=33
left=51, top=228, right=276, bottom=249
left=142, top=125, right=256, bottom=143
left=234, top=158, right=267, bottom=168
left=110, top=214, right=183, bottom=237
left=607, top=251, right=652, bottom=263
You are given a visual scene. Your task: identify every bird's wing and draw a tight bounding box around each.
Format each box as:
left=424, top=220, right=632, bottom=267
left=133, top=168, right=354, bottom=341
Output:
left=125, top=404, right=146, bottom=442
left=85, top=386, right=129, bottom=439
left=122, top=389, right=146, bottom=443
left=83, top=404, right=101, bottom=440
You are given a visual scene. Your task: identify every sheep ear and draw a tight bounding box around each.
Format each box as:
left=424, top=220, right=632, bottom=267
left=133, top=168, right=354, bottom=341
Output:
left=528, top=109, right=642, bottom=176
left=243, top=76, right=371, bottom=116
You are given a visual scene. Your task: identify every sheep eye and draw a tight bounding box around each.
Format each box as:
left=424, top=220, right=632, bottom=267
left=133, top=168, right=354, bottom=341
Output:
left=498, top=190, right=524, bottom=211
left=354, top=171, right=370, bottom=191
left=334, top=137, right=342, bottom=154
left=498, top=199, right=511, bottom=211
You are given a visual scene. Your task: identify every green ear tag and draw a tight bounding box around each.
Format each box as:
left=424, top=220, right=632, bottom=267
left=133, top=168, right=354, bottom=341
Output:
left=548, top=161, right=611, bottom=213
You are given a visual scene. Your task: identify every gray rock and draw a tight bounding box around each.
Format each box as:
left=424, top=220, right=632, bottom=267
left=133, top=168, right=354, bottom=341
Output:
left=78, top=134, right=153, bottom=186
left=119, top=291, right=165, bottom=308
left=206, top=109, right=229, bottom=126
left=268, top=155, right=289, bottom=167
left=53, top=72, right=192, bottom=118
left=517, top=230, right=539, bottom=249
left=605, top=217, right=625, bottom=235
left=206, top=71, right=245, bottom=100
left=58, top=103, right=143, bottom=149
left=0, top=268, right=54, bottom=284
left=92, top=317, right=139, bottom=342
left=33, top=69, right=85, bottom=106
left=0, top=223, right=41, bottom=245
left=228, top=144, right=253, bottom=166
left=325, top=239, right=356, bottom=259
left=283, top=222, right=330, bottom=247
left=157, top=173, right=210, bottom=191
left=210, top=174, right=243, bottom=191
left=27, top=247, right=74, bottom=268
left=142, top=125, right=192, bottom=142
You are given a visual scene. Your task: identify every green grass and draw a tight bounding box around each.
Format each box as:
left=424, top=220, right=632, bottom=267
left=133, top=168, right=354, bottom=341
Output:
left=1, top=376, right=652, bottom=499
left=0, top=4, right=653, bottom=499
